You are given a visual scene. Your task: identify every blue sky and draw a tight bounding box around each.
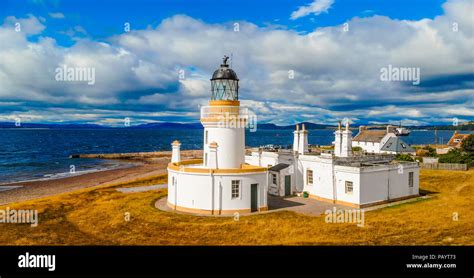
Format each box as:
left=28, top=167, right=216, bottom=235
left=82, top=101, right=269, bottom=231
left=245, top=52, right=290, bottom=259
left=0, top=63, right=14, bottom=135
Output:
left=0, top=0, right=473, bottom=126
left=3, top=0, right=447, bottom=46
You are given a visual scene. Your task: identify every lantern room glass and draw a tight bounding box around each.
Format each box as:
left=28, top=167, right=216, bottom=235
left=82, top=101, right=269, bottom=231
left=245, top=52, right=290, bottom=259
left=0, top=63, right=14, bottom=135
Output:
left=211, top=79, right=239, bottom=101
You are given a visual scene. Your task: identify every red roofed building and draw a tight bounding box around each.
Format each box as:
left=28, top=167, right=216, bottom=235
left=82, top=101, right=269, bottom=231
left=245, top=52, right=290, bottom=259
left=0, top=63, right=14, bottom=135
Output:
left=447, top=131, right=471, bottom=148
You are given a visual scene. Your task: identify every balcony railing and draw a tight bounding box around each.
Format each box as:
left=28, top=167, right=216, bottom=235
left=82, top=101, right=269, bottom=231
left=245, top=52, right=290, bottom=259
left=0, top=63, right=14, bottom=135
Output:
left=200, top=106, right=251, bottom=120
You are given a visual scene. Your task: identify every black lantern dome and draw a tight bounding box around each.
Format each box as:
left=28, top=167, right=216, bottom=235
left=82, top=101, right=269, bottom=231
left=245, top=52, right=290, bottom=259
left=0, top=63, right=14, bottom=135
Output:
left=211, top=56, right=239, bottom=100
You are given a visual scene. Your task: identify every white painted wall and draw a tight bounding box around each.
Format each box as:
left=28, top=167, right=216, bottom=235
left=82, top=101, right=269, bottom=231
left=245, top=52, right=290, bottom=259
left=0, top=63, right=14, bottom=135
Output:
left=353, top=141, right=381, bottom=153
left=268, top=165, right=295, bottom=197
left=353, top=133, right=396, bottom=154
left=300, top=155, right=335, bottom=200
left=168, top=169, right=267, bottom=213
left=358, top=164, right=419, bottom=205
left=296, top=155, right=419, bottom=206
left=334, top=166, right=361, bottom=205
left=204, top=127, right=245, bottom=168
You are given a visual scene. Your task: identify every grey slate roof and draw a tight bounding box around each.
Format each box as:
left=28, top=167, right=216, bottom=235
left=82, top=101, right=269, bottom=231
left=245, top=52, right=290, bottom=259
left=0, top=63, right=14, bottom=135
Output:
left=380, top=137, right=415, bottom=153
left=268, top=163, right=290, bottom=172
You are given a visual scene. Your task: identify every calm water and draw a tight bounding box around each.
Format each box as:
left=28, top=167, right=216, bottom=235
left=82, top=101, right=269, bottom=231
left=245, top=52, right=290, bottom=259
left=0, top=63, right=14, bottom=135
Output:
left=0, top=128, right=462, bottom=184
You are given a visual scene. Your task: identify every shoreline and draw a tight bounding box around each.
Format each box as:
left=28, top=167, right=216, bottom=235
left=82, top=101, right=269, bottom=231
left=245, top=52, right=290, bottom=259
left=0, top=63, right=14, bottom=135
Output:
left=0, top=150, right=202, bottom=205
left=0, top=160, right=138, bottom=186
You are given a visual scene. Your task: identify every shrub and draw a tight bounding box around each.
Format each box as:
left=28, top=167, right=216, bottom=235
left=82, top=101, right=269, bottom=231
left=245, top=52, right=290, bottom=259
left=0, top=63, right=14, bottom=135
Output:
left=422, top=145, right=438, bottom=157
left=395, top=154, right=415, bottom=162
left=438, top=148, right=471, bottom=164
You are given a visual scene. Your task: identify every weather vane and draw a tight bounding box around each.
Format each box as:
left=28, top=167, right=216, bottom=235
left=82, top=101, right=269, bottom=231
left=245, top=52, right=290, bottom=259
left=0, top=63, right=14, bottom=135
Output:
left=223, top=55, right=229, bottom=65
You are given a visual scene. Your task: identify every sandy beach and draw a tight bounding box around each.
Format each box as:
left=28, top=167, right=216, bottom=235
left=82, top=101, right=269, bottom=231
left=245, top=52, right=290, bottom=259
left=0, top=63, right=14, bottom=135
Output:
left=0, top=150, right=202, bottom=205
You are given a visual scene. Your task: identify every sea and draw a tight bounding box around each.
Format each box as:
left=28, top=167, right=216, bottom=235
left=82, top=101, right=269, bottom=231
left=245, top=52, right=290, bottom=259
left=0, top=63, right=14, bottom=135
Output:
left=0, top=128, right=466, bottom=184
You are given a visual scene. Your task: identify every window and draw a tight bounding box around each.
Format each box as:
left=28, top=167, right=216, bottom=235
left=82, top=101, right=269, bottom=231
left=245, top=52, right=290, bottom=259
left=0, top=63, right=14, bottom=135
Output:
left=307, top=170, right=313, bottom=185
left=231, top=180, right=240, bottom=199
left=345, top=181, right=353, bottom=194
left=409, top=172, right=414, bottom=187
left=272, top=174, right=277, bottom=185
left=205, top=130, right=208, bottom=144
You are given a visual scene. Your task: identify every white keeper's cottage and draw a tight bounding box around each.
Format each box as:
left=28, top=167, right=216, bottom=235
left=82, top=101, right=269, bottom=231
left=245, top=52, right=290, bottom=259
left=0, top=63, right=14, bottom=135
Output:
left=246, top=122, right=420, bottom=208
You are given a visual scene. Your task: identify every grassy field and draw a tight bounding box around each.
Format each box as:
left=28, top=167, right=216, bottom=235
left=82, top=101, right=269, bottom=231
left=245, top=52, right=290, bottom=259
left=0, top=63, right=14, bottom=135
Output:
left=0, top=169, right=472, bottom=245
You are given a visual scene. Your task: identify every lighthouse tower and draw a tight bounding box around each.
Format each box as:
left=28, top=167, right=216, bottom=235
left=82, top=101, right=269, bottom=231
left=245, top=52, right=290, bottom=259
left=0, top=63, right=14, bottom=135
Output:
left=201, top=56, right=245, bottom=169
left=166, top=56, right=268, bottom=215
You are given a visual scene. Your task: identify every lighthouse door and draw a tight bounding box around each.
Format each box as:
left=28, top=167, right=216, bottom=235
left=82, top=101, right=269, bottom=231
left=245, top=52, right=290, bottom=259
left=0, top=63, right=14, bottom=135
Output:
left=250, top=184, right=258, bottom=212
left=284, top=175, right=291, bottom=196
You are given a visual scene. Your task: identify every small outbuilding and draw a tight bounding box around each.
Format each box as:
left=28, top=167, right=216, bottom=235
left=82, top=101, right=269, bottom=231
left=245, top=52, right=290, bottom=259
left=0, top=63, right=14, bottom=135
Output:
left=268, top=163, right=294, bottom=197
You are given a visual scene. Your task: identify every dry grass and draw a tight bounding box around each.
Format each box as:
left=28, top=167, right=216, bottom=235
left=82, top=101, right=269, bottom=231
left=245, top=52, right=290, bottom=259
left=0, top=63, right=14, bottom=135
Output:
left=0, top=169, right=472, bottom=245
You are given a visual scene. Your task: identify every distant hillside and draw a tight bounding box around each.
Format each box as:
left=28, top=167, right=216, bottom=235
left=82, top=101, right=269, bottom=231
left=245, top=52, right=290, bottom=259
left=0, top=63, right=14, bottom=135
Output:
left=1, top=121, right=472, bottom=130
left=257, top=122, right=334, bottom=130
left=129, top=122, right=203, bottom=129
left=0, top=122, right=108, bottom=129
left=418, top=121, right=474, bottom=131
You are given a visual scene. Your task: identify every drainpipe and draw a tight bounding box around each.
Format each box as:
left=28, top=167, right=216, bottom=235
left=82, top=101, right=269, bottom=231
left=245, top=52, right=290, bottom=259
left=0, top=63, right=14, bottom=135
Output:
left=265, top=170, right=269, bottom=208
left=174, top=173, right=178, bottom=210
left=332, top=161, right=337, bottom=203
left=210, top=169, right=214, bottom=215
left=387, top=167, right=390, bottom=201
left=294, top=153, right=299, bottom=192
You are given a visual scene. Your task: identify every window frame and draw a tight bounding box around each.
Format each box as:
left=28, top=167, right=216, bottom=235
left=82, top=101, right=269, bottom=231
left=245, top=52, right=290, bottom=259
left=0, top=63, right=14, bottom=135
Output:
left=345, top=181, right=353, bottom=194
left=231, top=180, right=241, bottom=199
left=272, top=173, right=277, bottom=185
left=306, top=169, right=313, bottom=185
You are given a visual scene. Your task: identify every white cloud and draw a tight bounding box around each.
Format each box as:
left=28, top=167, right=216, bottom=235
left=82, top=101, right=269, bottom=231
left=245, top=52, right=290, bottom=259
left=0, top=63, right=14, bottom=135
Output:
left=48, top=12, right=65, bottom=19
left=0, top=0, right=473, bottom=125
left=3, top=14, right=45, bottom=35
left=290, top=0, right=335, bottom=20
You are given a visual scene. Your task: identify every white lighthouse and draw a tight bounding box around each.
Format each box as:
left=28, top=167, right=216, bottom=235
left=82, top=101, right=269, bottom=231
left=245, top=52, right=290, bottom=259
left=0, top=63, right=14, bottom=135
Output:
left=167, top=56, right=268, bottom=215
left=201, top=56, right=245, bottom=169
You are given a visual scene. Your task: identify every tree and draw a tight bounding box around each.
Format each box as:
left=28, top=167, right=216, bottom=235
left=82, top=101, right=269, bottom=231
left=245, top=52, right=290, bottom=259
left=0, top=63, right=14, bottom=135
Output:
left=461, top=134, right=474, bottom=157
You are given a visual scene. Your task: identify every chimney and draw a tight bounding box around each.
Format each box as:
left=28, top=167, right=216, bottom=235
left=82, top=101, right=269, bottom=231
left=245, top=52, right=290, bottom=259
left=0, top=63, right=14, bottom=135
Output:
left=341, top=122, right=352, bottom=157
left=334, top=122, right=342, bottom=157
left=171, top=140, right=181, bottom=163
left=359, top=125, right=366, bottom=133
left=335, top=121, right=352, bottom=157
left=298, top=124, right=308, bottom=154
left=293, top=124, right=300, bottom=153
left=386, top=124, right=397, bottom=134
